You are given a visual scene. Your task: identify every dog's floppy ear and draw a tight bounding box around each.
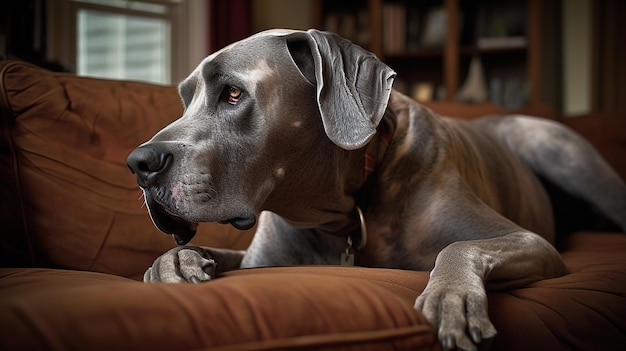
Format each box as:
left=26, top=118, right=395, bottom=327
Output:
left=286, top=29, right=396, bottom=150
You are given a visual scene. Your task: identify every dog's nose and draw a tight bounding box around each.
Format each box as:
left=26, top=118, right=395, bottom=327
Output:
left=127, top=145, right=172, bottom=188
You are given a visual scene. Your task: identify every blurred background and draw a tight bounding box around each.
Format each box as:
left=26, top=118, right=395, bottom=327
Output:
left=1, top=0, right=624, bottom=119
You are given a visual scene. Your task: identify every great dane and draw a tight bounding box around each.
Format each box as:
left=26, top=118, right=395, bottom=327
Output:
left=127, top=29, right=626, bottom=350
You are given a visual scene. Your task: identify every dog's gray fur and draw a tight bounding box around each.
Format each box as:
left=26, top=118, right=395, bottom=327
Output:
left=127, top=29, right=626, bottom=351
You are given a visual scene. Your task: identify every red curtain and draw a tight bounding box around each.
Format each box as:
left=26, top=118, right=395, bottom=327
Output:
left=209, top=0, right=252, bottom=53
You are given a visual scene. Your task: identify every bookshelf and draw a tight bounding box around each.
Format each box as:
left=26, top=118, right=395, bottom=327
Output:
left=314, top=0, right=553, bottom=117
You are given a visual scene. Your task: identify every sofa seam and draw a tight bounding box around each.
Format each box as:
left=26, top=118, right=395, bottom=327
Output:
left=195, top=324, right=437, bottom=351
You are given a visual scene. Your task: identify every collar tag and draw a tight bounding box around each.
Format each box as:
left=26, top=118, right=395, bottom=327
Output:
left=340, top=251, right=355, bottom=266
left=339, top=207, right=367, bottom=266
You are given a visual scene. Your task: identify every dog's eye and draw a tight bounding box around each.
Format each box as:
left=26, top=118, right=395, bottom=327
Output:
left=224, top=86, right=242, bottom=105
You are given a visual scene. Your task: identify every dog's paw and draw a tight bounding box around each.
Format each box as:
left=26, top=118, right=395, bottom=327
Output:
left=144, top=246, right=216, bottom=283
left=414, top=279, right=497, bottom=351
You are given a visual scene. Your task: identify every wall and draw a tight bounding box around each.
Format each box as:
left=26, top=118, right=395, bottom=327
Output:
left=562, top=0, right=591, bottom=116
left=252, top=0, right=314, bottom=33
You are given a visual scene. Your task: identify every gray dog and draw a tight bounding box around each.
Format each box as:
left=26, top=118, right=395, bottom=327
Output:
left=127, top=29, right=626, bottom=351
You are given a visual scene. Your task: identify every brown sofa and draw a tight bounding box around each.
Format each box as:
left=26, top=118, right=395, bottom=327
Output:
left=1, top=60, right=624, bottom=351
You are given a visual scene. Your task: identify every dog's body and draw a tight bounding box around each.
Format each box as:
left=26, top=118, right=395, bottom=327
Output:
left=127, top=29, right=626, bottom=351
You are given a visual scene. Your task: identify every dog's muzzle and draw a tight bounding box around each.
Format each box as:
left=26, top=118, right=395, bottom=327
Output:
left=127, top=145, right=256, bottom=244
left=144, top=193, right=199, bottom=245
left=127, top=145, right=198, bottom=245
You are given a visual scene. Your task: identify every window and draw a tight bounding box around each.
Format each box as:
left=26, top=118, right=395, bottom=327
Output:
left=47, top=0, right=209, bottom=85
left=76, top=1, right=171, bottom=84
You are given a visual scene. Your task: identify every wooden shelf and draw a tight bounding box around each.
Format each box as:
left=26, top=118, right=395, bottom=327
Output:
left=461, top=44, right=527, bottom=56
left=384, top=48, right=445, bottom=59
left=384, top=42, right=528, bottom=61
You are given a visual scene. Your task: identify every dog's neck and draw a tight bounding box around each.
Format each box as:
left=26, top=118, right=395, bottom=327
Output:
left=264, top=100, right=397, bottom=239
left=356, top=108, right=397, bottom=208
left=302, top=107, right=397, bottom=238
left=341, top=107, right=397, bottom=243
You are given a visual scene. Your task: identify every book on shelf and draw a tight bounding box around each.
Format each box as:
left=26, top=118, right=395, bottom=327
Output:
left=382, top=3, right=406, bottom=54
left=324, top=9, right=369, bottom=48
left=382, top=4, right=450, bottom=54
left=420, top=7, right=447, bottom=48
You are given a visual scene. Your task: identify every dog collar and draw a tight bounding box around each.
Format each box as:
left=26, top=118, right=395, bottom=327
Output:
left=363, top=111, right=395, bottom=181
left=343, top=110, right=395, bottom=266
left=351, top=206, right=367, bottom=250
left=341, top=206, right=367, bottom=265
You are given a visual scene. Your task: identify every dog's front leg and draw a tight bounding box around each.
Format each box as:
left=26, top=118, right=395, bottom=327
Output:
left=415, top=231, right=567, bottom=351
left=144, top=246, right=245, bottom=283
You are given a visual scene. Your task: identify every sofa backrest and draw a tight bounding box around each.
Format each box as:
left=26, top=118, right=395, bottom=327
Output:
left=561, top=115, right=626, bottom=181
left=0, top=61, right=254, bottom=280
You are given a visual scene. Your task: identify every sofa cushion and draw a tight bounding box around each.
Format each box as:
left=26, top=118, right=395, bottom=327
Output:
left=1, top=232, right=624, bottom=351
left=488, top=231, right=626, bottom=350
left=0, top=61, right=254, bottom=279
left=0, top=267, right=437, bottom=351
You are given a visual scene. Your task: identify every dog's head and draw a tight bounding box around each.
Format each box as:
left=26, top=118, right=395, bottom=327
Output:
left=127, top=29, right=395, bottom=244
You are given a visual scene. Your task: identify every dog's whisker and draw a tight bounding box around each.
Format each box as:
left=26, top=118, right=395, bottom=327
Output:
left=136, top=193, right=148, bottom=208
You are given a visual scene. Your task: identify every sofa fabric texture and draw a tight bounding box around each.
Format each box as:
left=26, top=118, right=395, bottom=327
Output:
left=1, top=61, right=625, bottom=350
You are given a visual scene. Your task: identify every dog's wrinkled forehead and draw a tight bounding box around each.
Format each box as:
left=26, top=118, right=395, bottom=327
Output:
left=178, top=29, right=302, bottom=102
left=206, top=29, right=299, bottom=62
left=176, top=28, right=395, bottom=150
